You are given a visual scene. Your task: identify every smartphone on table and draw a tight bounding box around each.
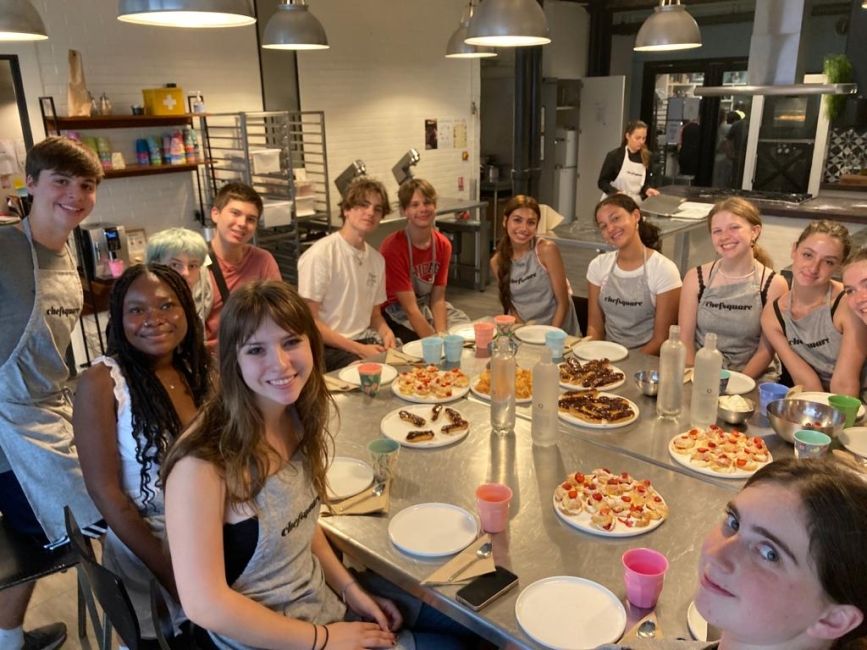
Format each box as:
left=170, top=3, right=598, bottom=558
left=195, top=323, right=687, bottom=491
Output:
left=456, top=566, right=519, bottom=611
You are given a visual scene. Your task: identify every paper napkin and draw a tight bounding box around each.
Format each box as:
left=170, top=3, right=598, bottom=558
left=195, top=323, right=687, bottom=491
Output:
left=323, top=480, right=390, bottom=516
left=421, top=534, right=496, bottom=585
left=386, top=348, right=419, bottom=365
left=323, top=375, right=356, bottom=393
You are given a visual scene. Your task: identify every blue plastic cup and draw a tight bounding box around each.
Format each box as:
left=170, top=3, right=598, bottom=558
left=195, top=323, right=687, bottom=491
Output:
left=545, top=329, right=567, bottom=361
left=758, top=382, right=789, bottom=416
left=443, top=335, right=464, bottom=363
left=420, top=336, right=443, bottom=364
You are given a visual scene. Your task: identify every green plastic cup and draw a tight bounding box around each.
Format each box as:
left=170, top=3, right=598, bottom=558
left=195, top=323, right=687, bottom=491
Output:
left=829, top=394, right=861, bottom=428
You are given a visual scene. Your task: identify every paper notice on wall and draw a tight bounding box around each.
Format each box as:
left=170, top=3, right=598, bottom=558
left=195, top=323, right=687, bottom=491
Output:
left=425, top=119, right=438, bottom=150
left=453, top=119, right=467, bottom=148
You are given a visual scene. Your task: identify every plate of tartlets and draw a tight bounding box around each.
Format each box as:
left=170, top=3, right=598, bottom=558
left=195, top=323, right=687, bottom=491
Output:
left=391, top=365, right=470, bottom=404
left=558, top=357, right=625, bottom=391
left=380, top=404, right=471, bottom=448
left=557, top=390, right=639, bottom=428
left=470, top=368, right=533, bottom=404
left=553, top=468, right=668, bottom=537
left=668, top=425, right=773, bottom=478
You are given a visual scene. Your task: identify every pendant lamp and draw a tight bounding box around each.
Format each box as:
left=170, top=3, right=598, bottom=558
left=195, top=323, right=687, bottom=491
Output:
left=446, top=0, right=496, bottom=58
left=634, top=0, right=701, bottom=52
left=262, top=0, right=328, bottom=50
left=0, top=0, right=47, bottom=41
left=465, top=0, right=550, bottom=48
left=117, top=0, right=256, bottom=28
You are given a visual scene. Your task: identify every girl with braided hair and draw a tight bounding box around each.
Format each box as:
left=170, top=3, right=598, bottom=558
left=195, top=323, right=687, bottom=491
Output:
left=73, top=263, right=211, bottom=639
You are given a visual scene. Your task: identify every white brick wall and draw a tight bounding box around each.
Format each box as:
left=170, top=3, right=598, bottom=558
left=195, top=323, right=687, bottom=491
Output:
left=296, top=0, right=481, bottom=209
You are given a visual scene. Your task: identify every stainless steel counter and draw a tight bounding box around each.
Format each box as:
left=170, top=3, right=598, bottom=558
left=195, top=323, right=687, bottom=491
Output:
left=320, top=343, right=793, bottom=648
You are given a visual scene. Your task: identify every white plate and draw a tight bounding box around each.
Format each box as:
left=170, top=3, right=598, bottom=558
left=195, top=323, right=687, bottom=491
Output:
left=388, top=503, right=478, bottom=558
left=724, top=371, right=756, bottom=395
left=571, top=340, right=629, bottom=362
left=515, top=576, right=627, bottom=650
left=687, top=601, right=710, bottom=641
left=840, top=427, right=867, bottom=457
left=470, top=376, right=533, bottom=405
left=788, top=392, right=866, bottom=420
left=401, top=339, right=442, bottom=361
left=380, top=404, right=470, bottom=448
left=514, top=324, right=564, bottom=345
left=391, top=377, right=470, bottom=404
left=448, top=323, right=476, bottom=341
left=326, top=457, right=374, bottom=501
left=558, top=392, right=639, bottom=429
left=557, top=363, right=626, bottom=392
left=667, top=433, right=773, bottom=479
left=553, top=494, right=666, bottom=538
left=337, top=363, right=399, bottom=387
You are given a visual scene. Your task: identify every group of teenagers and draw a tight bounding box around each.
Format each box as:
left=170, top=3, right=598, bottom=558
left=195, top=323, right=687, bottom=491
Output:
left=1, top=135, right=866, bottom=650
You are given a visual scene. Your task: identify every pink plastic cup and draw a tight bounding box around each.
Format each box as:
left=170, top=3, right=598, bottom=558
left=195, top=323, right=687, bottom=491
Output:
left=473, top=322, right=495, bottom=357
left=622, top=548, right=669, bottom=609
left=475, top=483, right=512, bottom=533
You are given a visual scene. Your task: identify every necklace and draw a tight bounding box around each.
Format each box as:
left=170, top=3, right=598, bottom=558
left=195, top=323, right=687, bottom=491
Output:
left=351, top=245, right=364, bottom=267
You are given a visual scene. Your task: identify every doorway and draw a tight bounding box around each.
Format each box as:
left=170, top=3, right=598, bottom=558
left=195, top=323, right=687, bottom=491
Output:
left=639, top=57, right=748, bottom=188
left=0, top=55, right=33, bottom=193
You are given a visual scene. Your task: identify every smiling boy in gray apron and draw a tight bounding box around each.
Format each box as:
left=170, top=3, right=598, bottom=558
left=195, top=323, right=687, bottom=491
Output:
left=0, top=137, right=105, bottom=650
left=381, top=179, right=468, bottom=343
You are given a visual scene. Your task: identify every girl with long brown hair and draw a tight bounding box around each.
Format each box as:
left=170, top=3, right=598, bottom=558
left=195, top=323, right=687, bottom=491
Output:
left=678, top=198, right=788, bottom=377
left=490, top=195, right=580, bottom=334
left=597, top=119, right=660, bottom=204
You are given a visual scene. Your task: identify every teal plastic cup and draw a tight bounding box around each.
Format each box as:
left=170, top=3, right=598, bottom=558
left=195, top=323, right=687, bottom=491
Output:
left=793, top=429, right=832, bottom=460
left=420, top=336, right=443, bottom=364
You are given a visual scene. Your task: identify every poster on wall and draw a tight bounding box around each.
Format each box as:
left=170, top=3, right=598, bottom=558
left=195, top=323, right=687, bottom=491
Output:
left=438, top=118, right=454, bottom=149
left=425, top=119, right=438, bottom=150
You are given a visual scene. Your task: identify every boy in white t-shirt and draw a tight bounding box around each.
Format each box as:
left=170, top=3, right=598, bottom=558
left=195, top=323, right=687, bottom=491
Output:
left=298, top=177, right=397, bottom=371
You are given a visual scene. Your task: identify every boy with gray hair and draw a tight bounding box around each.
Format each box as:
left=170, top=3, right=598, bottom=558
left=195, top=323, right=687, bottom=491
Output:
left=146, top=227, right=212, bottom=323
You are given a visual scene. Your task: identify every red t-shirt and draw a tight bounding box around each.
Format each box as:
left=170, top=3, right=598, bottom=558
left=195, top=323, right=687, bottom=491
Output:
left=380, top=230, right=451, bottom=309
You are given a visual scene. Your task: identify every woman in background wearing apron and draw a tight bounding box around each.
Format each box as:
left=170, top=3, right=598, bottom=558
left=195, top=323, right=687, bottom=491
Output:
left=597, top=120, right=660, bottom=205
left=587, top=194, right=681, bottom=355
left=762, top=220, right=866, bottom=395
left=381, top=179, right=468, bottom=343
left=490, top=195, right=580, bottom=334
left=679, top=198, right=788, bottom=377
left=73, top=264, right=211, bottom=639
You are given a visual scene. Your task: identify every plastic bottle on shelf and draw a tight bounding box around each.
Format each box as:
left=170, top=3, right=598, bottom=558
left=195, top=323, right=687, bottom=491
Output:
left=490, top=335, right=516, bottom=437
left=191, top=91, right=206, bottom=114
left=531, top=347, right=560, bottom=447
left=135, top=139, right=150, bottom=166
left=691, top=332, right=723, bottom=428
left=96, top=137, right=112, bottom=171
left=657, top=325, right=686, bottom=418
left=147, top=136, right=163, bottom=165
left=170, top=131, right=185, bottom=165
left=183, top=127, right=199, bottom=164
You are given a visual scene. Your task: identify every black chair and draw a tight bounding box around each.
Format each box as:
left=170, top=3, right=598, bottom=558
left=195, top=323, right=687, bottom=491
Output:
left=150, top=579, right=211, bottom=650
left=0, top=514, right=86, bottom=639
left=64, top=506, right=143, bottom=650
left=572, top=295, right=589, bottom=337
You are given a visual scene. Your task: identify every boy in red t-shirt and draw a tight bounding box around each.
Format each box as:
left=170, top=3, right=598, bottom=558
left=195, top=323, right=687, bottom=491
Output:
left=379, top=179, right=468, bottom=342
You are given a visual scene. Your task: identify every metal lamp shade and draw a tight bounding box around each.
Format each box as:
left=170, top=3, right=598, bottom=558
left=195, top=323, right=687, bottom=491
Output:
left=117, top=0, right=256, bottom=28
left=262, top=2, right=328, bottom=50
left=465, top=0, right=550, bottom=48
left=0, top=0, right=47, bottom=41
left=634, top=4, right=701, bottom=52
left=446, top=23, right=496, bottom=58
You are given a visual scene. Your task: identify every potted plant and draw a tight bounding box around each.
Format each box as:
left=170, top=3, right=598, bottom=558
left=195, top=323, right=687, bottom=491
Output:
left=823, top=54, right=853, bottom=123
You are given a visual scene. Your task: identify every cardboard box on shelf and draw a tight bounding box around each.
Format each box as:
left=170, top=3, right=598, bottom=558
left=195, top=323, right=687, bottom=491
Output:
left=142, top=87, right=186, bottom=116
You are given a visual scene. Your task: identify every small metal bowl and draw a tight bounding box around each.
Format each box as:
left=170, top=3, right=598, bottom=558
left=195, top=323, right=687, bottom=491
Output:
left=717, top=396, right=756, bottom=425
left=766, top=398, right=845, bottom=444
left=634, top=370, right=660, bottom=397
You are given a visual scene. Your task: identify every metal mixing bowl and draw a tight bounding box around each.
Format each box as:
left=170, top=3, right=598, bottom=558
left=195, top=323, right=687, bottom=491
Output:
left=718, top=396, right=755, bottom=425
left=634, top=370, right=660, bottom=397
left=766, top=398, right=845, bottom=444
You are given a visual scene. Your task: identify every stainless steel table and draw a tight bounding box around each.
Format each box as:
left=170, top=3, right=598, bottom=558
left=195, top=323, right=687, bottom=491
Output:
left=319, top=342, right=791, bottom=648
left=550, top=216, right=707, bottom=275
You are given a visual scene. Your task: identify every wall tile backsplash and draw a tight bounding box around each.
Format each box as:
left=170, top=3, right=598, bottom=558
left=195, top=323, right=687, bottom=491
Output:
left=824, top=126, right=867, bottom=181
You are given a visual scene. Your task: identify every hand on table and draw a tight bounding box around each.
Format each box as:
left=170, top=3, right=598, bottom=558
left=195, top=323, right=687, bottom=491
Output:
left=646, top=188, right=661, bottom=198
left=355, top=342, right=386, bottom=359
left=324, top=621, right=396, bottom=649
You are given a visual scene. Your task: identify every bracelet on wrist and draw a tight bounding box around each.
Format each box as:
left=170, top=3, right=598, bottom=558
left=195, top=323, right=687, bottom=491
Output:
left=340, top=579, right=359, bottom=603
left=309, top=623, right=318, bottom=650
left=321, top=624, right=330, bottom=650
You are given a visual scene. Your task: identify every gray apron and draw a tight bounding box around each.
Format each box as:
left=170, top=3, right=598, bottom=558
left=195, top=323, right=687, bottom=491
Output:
left=598, top=248, right=655, bottom=348
left=0, top=220, right=101, bottom=544
left=510, top=239, right=580, bottom=335
left=695, top=261, right=767, bottom=371
left=384, top=229, right=468, bottom=331
left=773, top=288, right=842, bottom=389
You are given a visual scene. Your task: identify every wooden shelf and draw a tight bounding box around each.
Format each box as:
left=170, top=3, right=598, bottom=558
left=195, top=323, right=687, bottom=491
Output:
left=45, top=114, right=194, bottom=130
left=104, top=162, right=198, bottom=179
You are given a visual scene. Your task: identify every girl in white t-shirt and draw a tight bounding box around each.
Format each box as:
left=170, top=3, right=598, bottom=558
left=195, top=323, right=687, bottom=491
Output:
left=587, top=194, right=681, bottom=355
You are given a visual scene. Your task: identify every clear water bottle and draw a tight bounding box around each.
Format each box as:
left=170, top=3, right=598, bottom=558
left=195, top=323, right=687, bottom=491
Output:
left=657, top=325, right=686, bottom=418
left=531, top=348, right=560, bottom=446
left=691, top=332, right=723, bottom=428
left=490, top=335, right=516, bottom=436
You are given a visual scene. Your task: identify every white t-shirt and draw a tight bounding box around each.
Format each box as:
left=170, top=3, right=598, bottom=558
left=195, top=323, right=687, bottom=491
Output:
left=297, top=232, right=387, bottom=341
left=586, top=250, right=682, bottom=306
